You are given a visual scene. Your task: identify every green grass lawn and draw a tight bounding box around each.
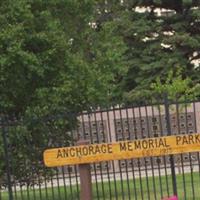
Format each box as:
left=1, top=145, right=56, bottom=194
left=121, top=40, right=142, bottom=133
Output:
left=1, top=172, right=200, bottom=200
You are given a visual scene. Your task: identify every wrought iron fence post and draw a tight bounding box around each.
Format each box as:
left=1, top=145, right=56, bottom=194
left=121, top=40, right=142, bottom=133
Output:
left=1, top=116, right=13, bottom=200
left=164, top=94, right=178, bottom=196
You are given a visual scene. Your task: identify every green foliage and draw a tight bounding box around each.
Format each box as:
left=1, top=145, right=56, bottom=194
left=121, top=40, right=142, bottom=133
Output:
left=94, top=0, right=200, bottom=103
left=0, top=0, right=127, bottom=185
left=0, top=0, right=127, bottom=116
left=6, top=117, right=75, bottom=186
left=150, top=68, right=194, bottom=100
left=1, top=0, right=200, bottom=187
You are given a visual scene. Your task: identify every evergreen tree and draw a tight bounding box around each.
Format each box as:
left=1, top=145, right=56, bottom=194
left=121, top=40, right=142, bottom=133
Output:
left=94, top=0, right=200, bottom=103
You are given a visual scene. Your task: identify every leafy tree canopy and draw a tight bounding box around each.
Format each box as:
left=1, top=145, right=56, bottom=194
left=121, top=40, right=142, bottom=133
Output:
left=151, top=68, right=200, bottom=100
left=0, top=0, right=127, bottom=117
left=0, top=0, right=128, bottom=184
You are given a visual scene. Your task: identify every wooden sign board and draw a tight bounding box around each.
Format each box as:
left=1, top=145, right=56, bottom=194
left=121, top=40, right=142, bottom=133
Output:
left=43, top=133, right=200, bottom=167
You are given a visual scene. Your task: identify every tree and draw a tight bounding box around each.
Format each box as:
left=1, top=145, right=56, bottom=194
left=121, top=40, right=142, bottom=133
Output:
left=0, top=0, right=127, bottom=117
left=0, top=0, right=127, bottom=185
left=93, top=0, right=200, bottom=103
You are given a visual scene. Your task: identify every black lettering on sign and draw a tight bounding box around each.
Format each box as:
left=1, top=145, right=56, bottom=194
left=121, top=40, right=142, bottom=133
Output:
left=134, top=140, right=141, bottom=149
left=158, top=138, right=170, bottom=148
left=134, top=138, right=170, bottom=150
left=127, top=141, right=133, bottom=151
left=142, top=149, right=154, bottom=157
left=160, top=147, right=172, bottom=155
left=107, top=144, right=113, bottom=153
left=142, top=140, right=148, bottom=149
left=88, top=145, right=94, bottom=155
left=62, top=149, right=68, bottom=157
left=183, top=136, right=189, bottom=145
left=101, top=144, right=106, bottom=153
left=195, top=134, right=200, bottom=143
left=120, top=142, right=127, bottom=151
left=55, top=134, right=200, bottom=161
left=176, top=134, right=200, bottom=146
left=176, top=136, right=181, bottom=145
left=164, top=138, right=170, bottom=147
left=188, top=135, right=194, bottom=144
left=148, top=139, right=154, bottom=148
left=82, top=147, right=88, bottom=155
left=95, top=145, right=101, bottom=154
left=69, top=148, right=75, bottom=157
left=76, top=147, right=82, bottom=157
left=56, top=143, right=115, bottom=159
left=57, top=149, right=63, bottom=158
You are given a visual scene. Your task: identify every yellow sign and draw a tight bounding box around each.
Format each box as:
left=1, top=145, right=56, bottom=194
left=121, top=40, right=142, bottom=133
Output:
left=43, top=133, right=200, bottom=167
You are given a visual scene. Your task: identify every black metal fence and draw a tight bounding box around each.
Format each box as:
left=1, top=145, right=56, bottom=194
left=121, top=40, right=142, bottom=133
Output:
left=0, top=98, right=200, bottom=200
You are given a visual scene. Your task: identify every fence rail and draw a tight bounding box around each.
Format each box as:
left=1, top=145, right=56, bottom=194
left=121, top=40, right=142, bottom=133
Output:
left=1, top=97, right=200, bottom=200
